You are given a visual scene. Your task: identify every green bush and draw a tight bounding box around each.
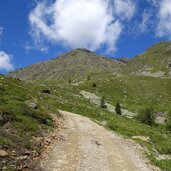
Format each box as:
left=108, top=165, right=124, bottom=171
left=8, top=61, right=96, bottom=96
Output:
left=0, top=101, right=52, bottom=126
left=0, top=87, right=5, bottom=94
left=136, top=108, right=155, bottom=126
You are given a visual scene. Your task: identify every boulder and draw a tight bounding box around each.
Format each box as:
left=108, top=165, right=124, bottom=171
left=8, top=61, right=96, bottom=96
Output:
left=29, top=102, right=38, bottom=109
left=17, top=155, right=28, bottom=161
left=100, top=121, right=107, bottom=126
left=0, top=150, right=8, bottom=157
left=155, top=112, right=167, bottom=124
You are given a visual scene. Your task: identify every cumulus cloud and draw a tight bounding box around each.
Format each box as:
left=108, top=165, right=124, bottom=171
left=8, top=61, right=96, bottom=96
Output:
left=139, top=0, right=171, bottom=39
left=156, top=0, right=171, bottom=38
left=0, top=51, right=14, bottom=71
left=28, top=0, right=136, bottom=52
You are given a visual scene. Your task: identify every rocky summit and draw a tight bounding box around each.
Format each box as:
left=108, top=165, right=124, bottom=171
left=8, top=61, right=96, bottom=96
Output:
left=8, top=48, right=122, bottom=81
left=8, top=42, right=171, bottom=81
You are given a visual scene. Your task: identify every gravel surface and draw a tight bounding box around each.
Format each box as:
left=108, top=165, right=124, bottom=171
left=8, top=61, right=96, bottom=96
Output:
left=39, top=111, right=159, bottom=171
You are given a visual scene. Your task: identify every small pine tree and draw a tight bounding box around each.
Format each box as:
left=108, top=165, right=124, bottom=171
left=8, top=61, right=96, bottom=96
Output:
left=115, top=102, right=121, bottom=115
left=100, top=96, right=106, bottom=108
left=92, top=83, right=96, bottom=88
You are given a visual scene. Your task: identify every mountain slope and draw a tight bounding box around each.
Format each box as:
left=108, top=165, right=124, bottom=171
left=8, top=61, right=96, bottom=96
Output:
left=9, top=49, right=122, bottom=81
left=9, top=42, right=171, bottom=81
left=123, top=42, right=171, bottom=77
left=0, top=74, right=60, bottom=170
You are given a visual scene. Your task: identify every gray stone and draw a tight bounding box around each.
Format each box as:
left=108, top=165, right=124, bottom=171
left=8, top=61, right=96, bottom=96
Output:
left=100, top=121, right=107, bottom=126
left=155, top=112, right=167, bottom=124
left=17, top=155, right=28, bottom=160
left=29, top=102, right=38, bottom=109
left=0, top=150, right=8, bottom=157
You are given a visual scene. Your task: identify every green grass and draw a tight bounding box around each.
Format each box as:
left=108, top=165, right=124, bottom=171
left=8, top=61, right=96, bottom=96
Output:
left=42, top=78, right=171, bottom=170
left=0, top=75, right=57, bottom=170
left=78, top=73, right=171, bottom=112
left=1, top=73, right=171, bottom=170
left=155, top=159, right=171, bottom=171
left=123, top=42, right=171, bottom=74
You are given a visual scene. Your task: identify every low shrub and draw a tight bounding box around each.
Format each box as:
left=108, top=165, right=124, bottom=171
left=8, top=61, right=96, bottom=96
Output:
left=136, top=108, right=155, bottom=126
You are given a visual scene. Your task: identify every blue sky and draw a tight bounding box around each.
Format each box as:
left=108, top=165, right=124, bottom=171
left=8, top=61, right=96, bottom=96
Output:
left=0, top=0, right=171, bottom=74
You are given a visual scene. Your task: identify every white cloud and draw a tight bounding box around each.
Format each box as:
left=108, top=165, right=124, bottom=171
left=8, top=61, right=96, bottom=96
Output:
left=140, top=0, right=171, bottom=39
left=139, top=10, right=152, bottom=33
left=114, top=0, right=136, bottom=20
left=156, top=0, right=171, bottom=38
left=130, top=9, right=153, bottom=37
left=0, top=51, right=14, bottom=71
left=25, top=42, right=48, bottom=52
left=28, top=0, right=136, bottom=53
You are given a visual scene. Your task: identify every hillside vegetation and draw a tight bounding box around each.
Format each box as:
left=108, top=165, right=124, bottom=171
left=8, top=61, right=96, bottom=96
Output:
left=123, top=42, right=171, bottom=77
left=2, top=41, right=171, bottom=170
left=0, top=75, right=61, bottom=170
left=8, top=42, right=171, bottom=81
left=35, top=80, right=171, bottom=170
left=79, top=73, right=171, bottom=112
left=1, top=74, right=171, bottom=170
left=8, top=48, right=122, bottom=81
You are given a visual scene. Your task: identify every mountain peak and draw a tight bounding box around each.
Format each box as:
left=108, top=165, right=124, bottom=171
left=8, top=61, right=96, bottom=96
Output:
left=8, top=48, right=121, bottom=81
left=72, top=48, right=94, bottom=53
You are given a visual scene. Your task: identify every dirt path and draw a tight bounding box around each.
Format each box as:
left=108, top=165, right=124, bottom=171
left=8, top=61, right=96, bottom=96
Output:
left=40, top=110, right=158, bottom=171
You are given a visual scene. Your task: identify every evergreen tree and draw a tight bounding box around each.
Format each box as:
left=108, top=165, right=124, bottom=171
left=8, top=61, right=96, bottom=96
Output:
left=100, top=96, right=106, bottom=108
left=92, top=83, right=97, bottom=88
left=115, top=102, right=121, bottom=115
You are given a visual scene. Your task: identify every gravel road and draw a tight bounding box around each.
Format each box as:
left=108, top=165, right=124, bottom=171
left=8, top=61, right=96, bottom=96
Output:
left=40, top=110, right=158, bottom=171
